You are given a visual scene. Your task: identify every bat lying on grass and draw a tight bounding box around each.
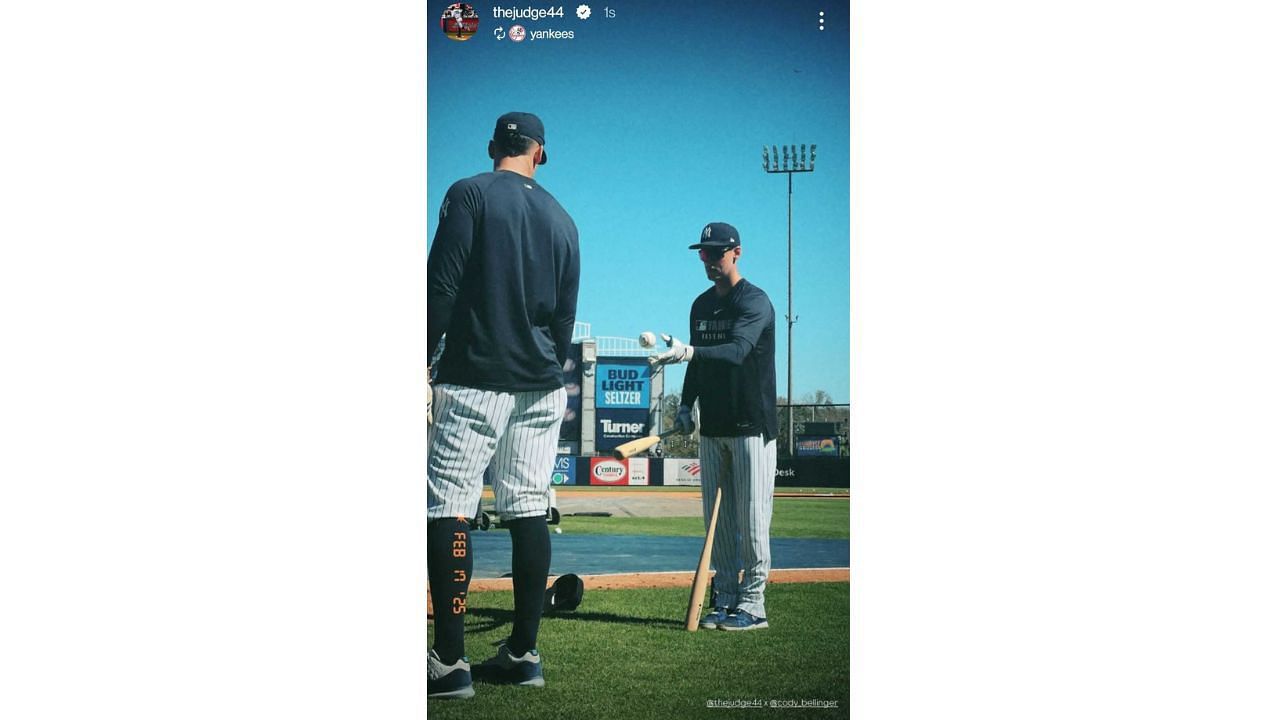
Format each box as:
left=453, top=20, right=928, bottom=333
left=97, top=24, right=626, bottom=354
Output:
left=611, top=429, right=681, bottom=460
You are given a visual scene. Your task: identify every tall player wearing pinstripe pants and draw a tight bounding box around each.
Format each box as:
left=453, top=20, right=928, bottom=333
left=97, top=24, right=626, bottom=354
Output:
left=650, top=222, right=778, bottom=631
left=427, top=112, right=580, bottom=699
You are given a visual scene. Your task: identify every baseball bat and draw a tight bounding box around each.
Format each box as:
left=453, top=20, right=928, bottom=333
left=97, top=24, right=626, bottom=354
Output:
left=684, top=485, right=722, bottom=631
left=611, top=428, right=680, bottom=460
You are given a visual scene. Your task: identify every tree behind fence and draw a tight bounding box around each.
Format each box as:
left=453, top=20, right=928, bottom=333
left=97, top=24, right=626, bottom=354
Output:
left=660, top=392, right=849, bottom=458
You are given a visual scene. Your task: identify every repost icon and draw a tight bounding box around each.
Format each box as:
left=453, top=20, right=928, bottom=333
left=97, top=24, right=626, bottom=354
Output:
left=493, top=26, right=506, bottom=40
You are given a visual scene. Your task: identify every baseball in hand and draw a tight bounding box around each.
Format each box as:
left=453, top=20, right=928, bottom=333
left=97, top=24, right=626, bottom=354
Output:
left=639, top=331, right=657, bottom=348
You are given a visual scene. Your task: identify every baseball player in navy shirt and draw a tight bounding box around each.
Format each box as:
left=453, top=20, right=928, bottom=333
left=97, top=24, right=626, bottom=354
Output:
left=427, top=112, right=580, bottom=699
left=650, top=222, right=778, bottom=631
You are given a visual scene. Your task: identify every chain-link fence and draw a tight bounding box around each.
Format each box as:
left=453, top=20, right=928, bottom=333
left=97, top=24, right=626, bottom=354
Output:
left=776, top=404, right=850, bottom=458
left=660, top=398, right=849, bottom=458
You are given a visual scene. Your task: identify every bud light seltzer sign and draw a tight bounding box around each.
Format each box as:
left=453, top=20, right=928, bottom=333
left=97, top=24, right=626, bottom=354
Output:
left=595, top=360, right=650, bottom=409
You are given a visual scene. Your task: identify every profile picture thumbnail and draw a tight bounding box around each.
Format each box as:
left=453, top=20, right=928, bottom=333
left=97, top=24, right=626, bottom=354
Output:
left=440, top=3, right=479, bottom=42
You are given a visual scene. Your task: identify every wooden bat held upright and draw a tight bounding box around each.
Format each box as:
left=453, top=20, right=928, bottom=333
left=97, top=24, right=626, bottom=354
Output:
left=611, top=428, right=680, bottom=460
left=684, top=484, right=722, bottom=631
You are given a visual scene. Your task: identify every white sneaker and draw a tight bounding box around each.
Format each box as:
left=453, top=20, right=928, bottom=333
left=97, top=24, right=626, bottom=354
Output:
left=428, top=649, right=475, bottom=699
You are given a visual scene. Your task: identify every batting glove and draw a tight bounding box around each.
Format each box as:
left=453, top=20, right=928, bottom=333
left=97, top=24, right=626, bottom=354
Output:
left=647, top=334, right=695, bottom=367
left=674, top=405, right=696, bottom=434
left=426, top=366, right=434, bottom=426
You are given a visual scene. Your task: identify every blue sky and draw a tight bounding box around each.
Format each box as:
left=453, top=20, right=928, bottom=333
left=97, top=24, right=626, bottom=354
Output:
left=428, top=0, right=850, bottom=402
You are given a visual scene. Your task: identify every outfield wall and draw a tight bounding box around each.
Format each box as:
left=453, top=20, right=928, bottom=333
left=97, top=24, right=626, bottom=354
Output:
left=544, top=455, right=849, bottom=488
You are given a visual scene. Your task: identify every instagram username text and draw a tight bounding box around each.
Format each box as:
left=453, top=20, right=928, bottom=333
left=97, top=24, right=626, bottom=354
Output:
left=493, top=6, right=567, bottom=21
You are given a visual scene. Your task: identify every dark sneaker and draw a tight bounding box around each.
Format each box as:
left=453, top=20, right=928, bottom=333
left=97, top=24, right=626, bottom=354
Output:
left=474, top=640, right=545, bottom=687
left=700, top=606, right=731, bottom=629
left=718, top=609, right=769, bottom=631
left=428, top=649, right=474, bottom=699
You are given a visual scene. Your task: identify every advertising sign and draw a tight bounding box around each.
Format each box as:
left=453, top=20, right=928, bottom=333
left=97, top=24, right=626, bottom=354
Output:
left=796, top=436, right=841, bottom=457
left=627, top=457, right=649, bottom=486
left=550, top=454, right=576, bottom=485
left=594, top=408, right=650, bottom=453
left=662, top=458, right=701, bottom=487
left=589, top=456, right=629, bottom=485
left=595, top=359, right=650, bottom=410
left=775, top=457, right=850, bottom=488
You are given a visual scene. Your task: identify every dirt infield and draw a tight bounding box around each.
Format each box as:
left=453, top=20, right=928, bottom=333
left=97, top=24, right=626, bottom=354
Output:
left=509, top=488, right=849, bottom=519
left=486, top=567, right=849, bottom=591
left=428, top=567, right=848, bottom=616
left=558, top=491, right=702, bottom=517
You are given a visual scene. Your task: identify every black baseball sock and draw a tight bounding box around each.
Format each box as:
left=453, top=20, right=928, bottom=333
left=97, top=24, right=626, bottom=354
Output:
left=505, top=515, right=550, bottom=657
left=428, top=517, right=472, bottom=665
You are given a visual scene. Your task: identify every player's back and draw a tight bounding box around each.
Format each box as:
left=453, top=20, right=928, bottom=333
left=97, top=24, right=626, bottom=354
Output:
left=434, top=170, right=579, bottom=392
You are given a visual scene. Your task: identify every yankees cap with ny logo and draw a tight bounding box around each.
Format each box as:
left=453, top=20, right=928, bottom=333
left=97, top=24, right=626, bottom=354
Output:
left=689, top=222, right=740, bottom=250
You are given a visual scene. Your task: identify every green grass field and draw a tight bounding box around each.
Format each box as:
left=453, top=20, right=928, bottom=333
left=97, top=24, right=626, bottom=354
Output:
left=429, top=582, right=850, bottom=719
left=558, top=497, right=849, bottom=539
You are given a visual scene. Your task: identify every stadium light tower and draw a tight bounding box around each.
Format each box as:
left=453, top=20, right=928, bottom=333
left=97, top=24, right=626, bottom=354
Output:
left=762, top=142, right=815, bottom=456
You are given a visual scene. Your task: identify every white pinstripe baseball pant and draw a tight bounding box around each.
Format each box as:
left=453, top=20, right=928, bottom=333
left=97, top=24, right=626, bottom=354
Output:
left=427, top=383, right=567, bottom=522
left=699, top=433, right=777, bottom=618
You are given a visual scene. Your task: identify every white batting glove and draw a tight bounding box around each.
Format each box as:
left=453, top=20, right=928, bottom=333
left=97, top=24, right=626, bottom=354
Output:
left=426, top=366, right=434, bottom=426
left=674, top=405, right=696, bottom=434
left=647, top=334, right=694, bottom=367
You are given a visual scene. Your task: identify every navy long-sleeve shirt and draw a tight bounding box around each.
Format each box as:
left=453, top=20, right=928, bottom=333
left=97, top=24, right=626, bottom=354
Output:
left=428, top=170, right=580, bottom=391
left=680, top=278, right=778, bottom=440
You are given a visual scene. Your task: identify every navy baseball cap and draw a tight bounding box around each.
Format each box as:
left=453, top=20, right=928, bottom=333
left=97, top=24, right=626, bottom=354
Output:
left=493, top=111, right=548, bottom=165
left=689, top=222, right=740, bottom=250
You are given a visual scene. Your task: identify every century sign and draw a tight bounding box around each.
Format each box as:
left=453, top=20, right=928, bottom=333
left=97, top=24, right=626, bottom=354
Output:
left=589, top=457, right=628, bottom=485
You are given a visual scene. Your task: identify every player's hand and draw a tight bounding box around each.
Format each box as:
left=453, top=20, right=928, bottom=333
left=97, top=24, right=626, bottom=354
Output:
left=674, top=405, right=696, bottom=434
left=426, top=366, right=434, bottom=426
left=648, top=334, right=694, bottom=367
